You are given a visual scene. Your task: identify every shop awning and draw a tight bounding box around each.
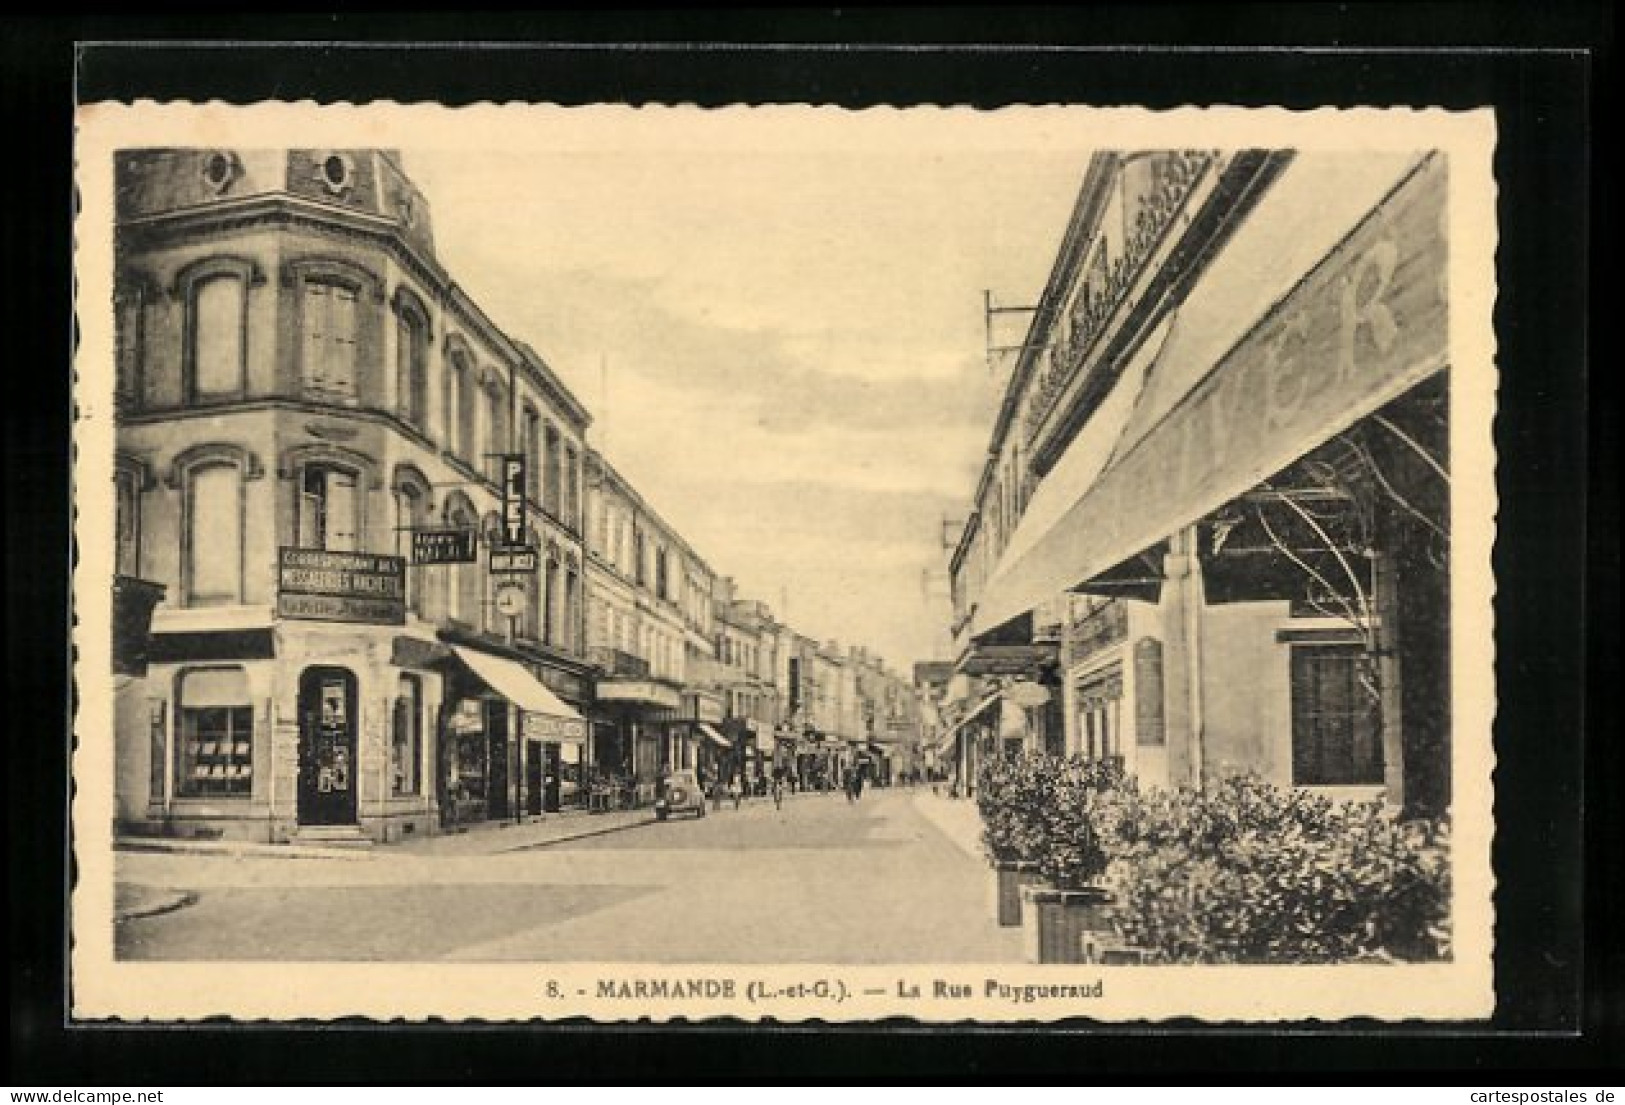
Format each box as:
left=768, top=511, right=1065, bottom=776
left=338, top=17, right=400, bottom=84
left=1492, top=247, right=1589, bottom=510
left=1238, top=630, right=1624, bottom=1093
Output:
left=969, top=153, right=1448, bottom=639
left=452, top=645, right=587, bottom=743
left=697, top=723, right=731, bottom=749
left=944, top=691, right=1002, bottom=744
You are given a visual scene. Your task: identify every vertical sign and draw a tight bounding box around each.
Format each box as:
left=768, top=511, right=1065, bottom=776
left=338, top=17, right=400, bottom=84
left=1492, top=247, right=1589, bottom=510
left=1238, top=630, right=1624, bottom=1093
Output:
left=501, top=454, right=526, bottom=548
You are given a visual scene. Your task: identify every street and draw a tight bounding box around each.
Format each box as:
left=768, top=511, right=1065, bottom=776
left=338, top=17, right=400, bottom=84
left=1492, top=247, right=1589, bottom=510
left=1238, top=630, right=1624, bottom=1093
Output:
left=115, top=789, right=1020, bottom=963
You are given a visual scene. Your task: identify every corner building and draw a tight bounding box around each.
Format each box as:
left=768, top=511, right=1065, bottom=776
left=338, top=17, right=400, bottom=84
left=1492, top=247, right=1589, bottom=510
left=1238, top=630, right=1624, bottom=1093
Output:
left=112, top=148, right=592, bottom=844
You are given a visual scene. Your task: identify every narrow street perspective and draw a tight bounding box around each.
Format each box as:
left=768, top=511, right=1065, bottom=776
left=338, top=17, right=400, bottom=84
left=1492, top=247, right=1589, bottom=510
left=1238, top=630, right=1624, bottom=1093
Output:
left=116, top=788, right=1019, bottom=963
left=85, top=103, right=1490, bottom=1022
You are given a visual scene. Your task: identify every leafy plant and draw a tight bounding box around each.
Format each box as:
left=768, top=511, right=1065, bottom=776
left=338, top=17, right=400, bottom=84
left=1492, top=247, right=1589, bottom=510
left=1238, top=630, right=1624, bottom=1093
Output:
left=976, top=752, right=1127, bottom=888
left=975, top=752, right=1056, bottom=865
left=1100, top=775, right=1451, bottom=963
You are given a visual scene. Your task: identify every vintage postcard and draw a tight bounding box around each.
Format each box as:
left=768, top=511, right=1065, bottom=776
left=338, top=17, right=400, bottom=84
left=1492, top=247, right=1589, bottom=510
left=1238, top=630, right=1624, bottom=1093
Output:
left=71, top=100, right=1497, bottom=1022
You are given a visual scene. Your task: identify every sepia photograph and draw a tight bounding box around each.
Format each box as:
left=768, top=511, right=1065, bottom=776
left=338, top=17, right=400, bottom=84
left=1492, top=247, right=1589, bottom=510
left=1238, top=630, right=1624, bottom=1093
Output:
left=71, top=100, right=1498, bottom=1023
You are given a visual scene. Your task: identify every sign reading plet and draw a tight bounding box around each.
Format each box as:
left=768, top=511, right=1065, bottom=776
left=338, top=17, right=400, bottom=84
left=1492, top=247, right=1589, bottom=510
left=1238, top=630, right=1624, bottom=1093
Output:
left=500, top=454, right=526, bottom=547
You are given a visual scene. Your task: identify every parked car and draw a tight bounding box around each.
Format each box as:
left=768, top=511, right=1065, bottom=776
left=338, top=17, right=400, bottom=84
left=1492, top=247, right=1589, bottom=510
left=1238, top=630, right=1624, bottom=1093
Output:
left=655, top=770, right=706, bottom=821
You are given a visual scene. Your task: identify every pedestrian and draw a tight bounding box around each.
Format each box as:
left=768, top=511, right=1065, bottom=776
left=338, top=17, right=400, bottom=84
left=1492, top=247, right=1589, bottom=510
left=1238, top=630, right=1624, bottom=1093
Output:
left=771, top=774, right=785, bottom=810
left=728, top=776, right=742, bottom=810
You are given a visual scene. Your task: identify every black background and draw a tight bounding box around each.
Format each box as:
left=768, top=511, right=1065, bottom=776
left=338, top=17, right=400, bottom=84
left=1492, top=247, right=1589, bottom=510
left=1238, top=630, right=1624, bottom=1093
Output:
left=5, top=5, right=1614, bottom=1084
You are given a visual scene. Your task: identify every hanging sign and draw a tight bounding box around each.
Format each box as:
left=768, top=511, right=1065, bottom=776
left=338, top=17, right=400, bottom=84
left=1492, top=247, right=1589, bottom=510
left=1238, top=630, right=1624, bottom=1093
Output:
left=500, top=454, right=526, bottom=547
left=412, top=527, right=477, bottom=565
left=490, top=547, right=539, bottom=574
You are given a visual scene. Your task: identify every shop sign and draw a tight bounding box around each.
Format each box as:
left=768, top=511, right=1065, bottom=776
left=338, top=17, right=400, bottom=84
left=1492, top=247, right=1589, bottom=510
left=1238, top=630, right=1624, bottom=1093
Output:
left=1005, top=680, right=1052, bottom=708
left=277, top=548, right=405, bottom=625
left=500, top=454, right=526, bottom=547
left=490, top=547, right=538, bottom=573
left=412, top=527, right=477, bottom=565
left=1162, top=156, right=1448, bottom=508
left=969, top=155, right=1449, bottom=638
left=522, top=711, right=588, bottom=743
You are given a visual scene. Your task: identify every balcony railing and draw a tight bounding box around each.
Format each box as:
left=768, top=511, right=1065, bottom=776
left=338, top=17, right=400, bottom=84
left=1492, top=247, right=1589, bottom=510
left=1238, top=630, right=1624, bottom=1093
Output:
left=1064, top=601, right=1129, bottom=664
left=588, top=646, right=651, bottom=679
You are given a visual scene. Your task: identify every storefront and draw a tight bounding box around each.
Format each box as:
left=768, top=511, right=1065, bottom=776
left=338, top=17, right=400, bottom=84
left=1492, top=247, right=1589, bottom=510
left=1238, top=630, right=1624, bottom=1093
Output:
left=691, top=721, right=732, bottom=785
left=590, top=674, right=684, bottom=805
left=969, top=152, right=1457, bottom=815
left=120, top=544, right=459, bottom=845
left=440, top=643, right=588, bottom=827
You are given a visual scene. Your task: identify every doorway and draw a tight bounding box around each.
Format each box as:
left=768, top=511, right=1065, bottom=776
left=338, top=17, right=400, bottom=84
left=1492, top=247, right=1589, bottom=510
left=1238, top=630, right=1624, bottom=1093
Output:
left=542, top=744, right=562, bottom=813
left=486, top=699, right=510, bottom=820
left=525, top=739, right=543, bottom=816
left=298, top=666, right=359, bottom=826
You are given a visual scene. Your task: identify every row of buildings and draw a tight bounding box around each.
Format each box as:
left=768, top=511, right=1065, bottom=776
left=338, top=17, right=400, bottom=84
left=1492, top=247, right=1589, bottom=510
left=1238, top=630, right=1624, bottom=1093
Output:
left=931, top=148, right=1453, bottom=819
left=107, top=147, right=922, bottom=845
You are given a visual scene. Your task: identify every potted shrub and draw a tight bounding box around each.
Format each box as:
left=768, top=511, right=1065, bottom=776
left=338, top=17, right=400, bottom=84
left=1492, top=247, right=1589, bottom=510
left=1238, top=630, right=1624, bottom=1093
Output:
left=1020, top=756, right=1129, bottom=963
left=1100, top=774, right=1452, bottom=964
left=975, top=753, right=1053, bottom=926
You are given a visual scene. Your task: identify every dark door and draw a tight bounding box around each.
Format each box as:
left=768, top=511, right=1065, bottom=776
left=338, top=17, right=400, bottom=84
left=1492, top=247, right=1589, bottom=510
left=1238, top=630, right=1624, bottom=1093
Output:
left=543, top=744, right=562, bottom=813
left=486, top=700, right=509, bottom=820
left=525, top=740, right=543, bottom=816
left=298, top=667, right=359, bottom=826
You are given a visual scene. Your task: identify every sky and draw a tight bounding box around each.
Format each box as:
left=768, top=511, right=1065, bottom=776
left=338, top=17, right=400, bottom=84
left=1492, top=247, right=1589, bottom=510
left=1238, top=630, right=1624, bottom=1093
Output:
left=401, top=114, right=1094, bottom=671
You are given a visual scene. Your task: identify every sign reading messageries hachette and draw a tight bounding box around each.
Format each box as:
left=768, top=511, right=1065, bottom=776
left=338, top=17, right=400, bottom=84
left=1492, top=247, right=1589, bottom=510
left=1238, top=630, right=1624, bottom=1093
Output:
left=277, top=547, right=406, bottom=625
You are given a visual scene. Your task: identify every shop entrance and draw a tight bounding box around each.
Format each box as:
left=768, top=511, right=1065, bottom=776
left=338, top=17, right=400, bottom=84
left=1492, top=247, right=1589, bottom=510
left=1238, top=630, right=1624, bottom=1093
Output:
left=486, top=699, right=510, bottom=820
left=542, top=744, right=563, bottom=812
left=297, top=666, right=358, bottom=826
left=525, top=739, right=544, bottom=816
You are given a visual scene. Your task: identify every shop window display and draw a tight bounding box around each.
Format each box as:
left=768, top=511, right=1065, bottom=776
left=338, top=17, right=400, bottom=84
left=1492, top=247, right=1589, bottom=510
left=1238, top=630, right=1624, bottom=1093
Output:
left=176, top=667, right=253, bottom=797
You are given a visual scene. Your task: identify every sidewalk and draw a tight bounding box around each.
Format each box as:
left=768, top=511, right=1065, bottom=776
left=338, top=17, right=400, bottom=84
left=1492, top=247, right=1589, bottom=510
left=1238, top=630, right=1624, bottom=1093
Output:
left=115, top=837, right=379, bottom=861
left=115, top=805, right=659, bottom=862
left=912, top=788, right=987, bottom=864
left=393, top=805, right=657, bottom=856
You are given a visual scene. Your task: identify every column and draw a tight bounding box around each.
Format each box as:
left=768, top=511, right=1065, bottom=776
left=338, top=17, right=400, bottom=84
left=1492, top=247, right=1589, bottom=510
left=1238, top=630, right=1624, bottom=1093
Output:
left=1160, top=525, right=1206, bottom=789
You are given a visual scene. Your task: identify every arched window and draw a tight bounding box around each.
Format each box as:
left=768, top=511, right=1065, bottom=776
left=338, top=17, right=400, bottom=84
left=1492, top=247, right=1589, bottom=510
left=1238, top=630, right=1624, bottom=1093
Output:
left=444, top=353, right=469, bottom=459
left=175, top=666, right=253, bottom=798
left=115, top=277, right=151, bottom=412
left=564, top=566, right=579, bottom=653
left=522, top=404, right=542, bottom=503
left=544, top=423, right=562, bottom=516
left=444, top=496, right=479, bottom=626
left=190, top=273, right=247, bottom=402
left=482, top=377, right=507, bottom=480
left=298, top=464, right=361, bottom=552
left=185, top=462, right=243, bottom=606
left=393, top=293, right=429, bottom=430
left=114, top=464, right=142, bottom=578
left=392, top=474, right=431, bottom=615
left=301, top=279, right=360, bottom=401
left=564, top=445, right=580, bottom=530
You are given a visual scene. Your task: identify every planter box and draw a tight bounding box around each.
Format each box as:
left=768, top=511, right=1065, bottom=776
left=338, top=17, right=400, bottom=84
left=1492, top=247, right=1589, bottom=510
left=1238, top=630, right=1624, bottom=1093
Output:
left=1020, top=885, right=1114, bottom=964
left=993, top=860, right=1042, bottom=927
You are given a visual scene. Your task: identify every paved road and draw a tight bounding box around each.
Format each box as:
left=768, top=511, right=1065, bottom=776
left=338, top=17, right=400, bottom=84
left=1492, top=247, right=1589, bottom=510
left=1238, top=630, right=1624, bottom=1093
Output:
left=114, top=789, right=1021, bottom=963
